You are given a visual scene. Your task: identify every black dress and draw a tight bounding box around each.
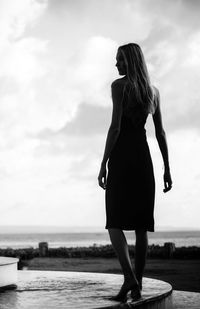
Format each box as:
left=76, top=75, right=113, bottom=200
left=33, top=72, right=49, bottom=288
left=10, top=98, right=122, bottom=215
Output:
left=105, top=89, right=155, bottom=232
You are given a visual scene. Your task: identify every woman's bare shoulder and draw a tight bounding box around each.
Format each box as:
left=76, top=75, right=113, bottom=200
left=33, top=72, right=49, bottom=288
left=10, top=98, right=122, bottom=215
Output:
left=152, top=85, right=160, bottom=98
left=151, top=86, right=161, bottom=115
left=111, top=77, right=127, bottom=88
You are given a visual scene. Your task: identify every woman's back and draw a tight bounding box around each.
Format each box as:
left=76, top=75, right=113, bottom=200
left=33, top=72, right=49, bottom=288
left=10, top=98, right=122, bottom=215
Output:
left=118, top=80, right=155, bottom=131
left=109, top=79, right=155, bottom=167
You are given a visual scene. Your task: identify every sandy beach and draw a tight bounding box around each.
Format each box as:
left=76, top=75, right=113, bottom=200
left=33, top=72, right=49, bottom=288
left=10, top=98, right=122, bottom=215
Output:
left=24, top=257, right=200, bottom=293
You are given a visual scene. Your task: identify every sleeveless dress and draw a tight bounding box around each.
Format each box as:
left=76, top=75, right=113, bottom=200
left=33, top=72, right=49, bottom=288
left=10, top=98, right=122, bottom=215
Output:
left=105, top=87, right=155, bottom=232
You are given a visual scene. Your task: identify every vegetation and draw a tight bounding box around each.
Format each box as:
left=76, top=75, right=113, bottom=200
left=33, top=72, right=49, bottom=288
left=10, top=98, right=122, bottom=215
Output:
left=0, top=243, right=200, bottom=263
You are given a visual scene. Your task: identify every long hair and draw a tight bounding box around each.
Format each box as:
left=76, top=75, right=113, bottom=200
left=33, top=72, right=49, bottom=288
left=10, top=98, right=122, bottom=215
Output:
left=118, top=43, right=156, bottom=114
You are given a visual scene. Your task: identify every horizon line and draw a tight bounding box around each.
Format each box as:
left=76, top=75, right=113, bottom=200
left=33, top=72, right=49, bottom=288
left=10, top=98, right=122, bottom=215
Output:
left=0, top=225, right=199, bottom=233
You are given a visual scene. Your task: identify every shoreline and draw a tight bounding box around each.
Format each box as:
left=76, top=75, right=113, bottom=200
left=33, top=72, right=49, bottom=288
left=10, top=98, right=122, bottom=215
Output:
left=1, top=242, right=200, bottom=250
left=0, top=230, right=200, bottom=248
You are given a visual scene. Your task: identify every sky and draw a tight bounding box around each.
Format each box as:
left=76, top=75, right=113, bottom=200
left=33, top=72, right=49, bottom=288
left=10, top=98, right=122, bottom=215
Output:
left=0, top=0, right=200, bottom=230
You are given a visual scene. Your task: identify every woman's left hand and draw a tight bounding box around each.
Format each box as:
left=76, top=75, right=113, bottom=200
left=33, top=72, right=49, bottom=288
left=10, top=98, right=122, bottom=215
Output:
left=98, top=163, right=107, bottom=190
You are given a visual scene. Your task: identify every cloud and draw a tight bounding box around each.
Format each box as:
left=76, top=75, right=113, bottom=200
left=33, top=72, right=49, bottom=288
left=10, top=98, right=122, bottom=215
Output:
left=147, top=128, right=200, bottom=229
left=0, top=0, right=48, bottom=45
left=38, top=103, right=111, bottom=139
left=72, top=36, right=117, bottom=106
left=0, top=0, right=49, bottom=150
left=48, top=0, right=153, bottom=42
left=0, top=38, right=47, bottom=85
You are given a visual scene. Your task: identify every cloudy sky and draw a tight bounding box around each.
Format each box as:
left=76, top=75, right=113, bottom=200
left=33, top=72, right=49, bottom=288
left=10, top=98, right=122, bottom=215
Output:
left=0, top=0, right=200, bottom=230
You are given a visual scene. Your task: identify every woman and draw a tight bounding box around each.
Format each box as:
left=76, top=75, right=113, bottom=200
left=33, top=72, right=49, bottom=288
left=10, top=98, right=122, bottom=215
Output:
left=98, top=43, right=172, bottom=302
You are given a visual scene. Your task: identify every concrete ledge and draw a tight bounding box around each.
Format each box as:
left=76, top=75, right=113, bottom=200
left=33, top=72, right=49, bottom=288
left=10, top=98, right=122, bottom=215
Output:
left=0, top=257, right=19, bottom=290
left=0, top=270, right=172, bottom=308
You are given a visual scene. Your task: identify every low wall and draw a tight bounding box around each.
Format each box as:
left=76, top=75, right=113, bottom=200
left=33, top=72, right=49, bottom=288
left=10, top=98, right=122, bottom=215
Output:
left=0, top=242, right=200, bottom=262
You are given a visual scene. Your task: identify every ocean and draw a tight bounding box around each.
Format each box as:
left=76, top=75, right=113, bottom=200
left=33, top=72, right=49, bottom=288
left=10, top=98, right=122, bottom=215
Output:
left=0, top=230, right=200, bottom=249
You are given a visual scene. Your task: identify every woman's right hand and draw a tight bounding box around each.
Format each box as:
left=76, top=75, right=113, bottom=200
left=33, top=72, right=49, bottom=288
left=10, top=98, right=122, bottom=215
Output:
left=163, top=169, right=172, bottom=193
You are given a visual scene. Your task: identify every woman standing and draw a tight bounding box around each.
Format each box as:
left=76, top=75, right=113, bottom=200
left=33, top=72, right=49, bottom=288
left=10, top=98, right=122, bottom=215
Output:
left=98, top=43, right=172, bottom=302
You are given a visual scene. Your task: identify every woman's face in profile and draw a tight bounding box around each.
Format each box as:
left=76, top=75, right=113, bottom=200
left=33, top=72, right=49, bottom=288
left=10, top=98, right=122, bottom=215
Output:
left=116, top=50, right=127, bottom=75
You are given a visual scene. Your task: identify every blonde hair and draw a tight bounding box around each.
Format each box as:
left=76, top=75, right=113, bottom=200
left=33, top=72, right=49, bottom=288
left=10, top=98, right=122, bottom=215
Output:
left=118, top=43, right=156, bottom=114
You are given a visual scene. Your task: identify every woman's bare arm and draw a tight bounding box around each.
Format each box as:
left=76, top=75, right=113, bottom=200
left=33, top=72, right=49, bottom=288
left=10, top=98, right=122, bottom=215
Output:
left=152, top=87, right=172, bottom=192
left=101, top=80, right=124, bottom=165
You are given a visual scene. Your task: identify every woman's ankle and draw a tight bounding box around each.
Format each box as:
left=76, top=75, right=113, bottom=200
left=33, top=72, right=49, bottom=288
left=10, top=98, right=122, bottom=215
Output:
left=124, top=273, right=137, bottom=283
left=136, top=277, right=142, bottom=290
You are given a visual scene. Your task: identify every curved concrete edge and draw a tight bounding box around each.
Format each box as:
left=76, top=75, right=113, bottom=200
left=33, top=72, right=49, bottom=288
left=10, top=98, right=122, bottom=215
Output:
left=0, top=271, right=173, bottom=309
left=97, top=286, right=173, bottom=308
left=0, top=257, right=19, bottom=289
left=0, top=257, right=19, bottom=266
left=22, top=271, right=173, bottom=308
left=0, top=284, right=17, bottom=292
left=99, top=296, right=173, bottom=309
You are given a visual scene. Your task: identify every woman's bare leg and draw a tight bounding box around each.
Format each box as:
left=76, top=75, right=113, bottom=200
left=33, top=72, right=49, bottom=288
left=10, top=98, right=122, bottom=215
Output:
left=134, top=229, right=148, bottom=289
left=108, top=228, right=137, bottom=283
